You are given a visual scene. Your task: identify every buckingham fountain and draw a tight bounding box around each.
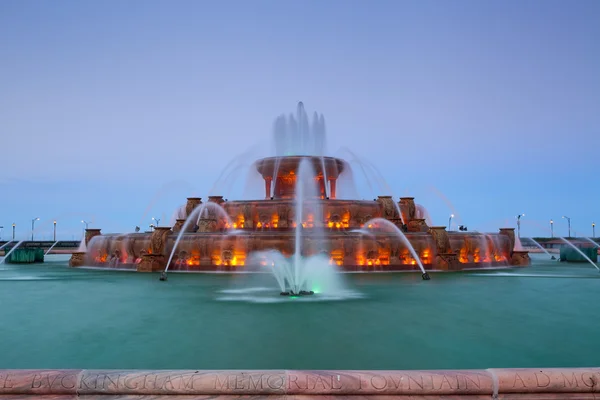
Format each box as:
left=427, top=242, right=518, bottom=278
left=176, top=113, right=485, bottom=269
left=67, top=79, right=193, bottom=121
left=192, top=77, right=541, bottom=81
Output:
left=70, top=103, right=530, bottom=289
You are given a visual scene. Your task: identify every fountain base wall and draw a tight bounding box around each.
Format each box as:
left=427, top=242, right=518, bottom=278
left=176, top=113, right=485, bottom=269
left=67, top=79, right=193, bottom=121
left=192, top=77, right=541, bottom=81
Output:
left=80, top=228, right=526, bottom=272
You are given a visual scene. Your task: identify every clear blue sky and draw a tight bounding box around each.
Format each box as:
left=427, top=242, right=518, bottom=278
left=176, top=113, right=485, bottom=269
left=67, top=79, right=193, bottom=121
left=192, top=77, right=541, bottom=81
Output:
left=1, top=0, right=599, bottom=240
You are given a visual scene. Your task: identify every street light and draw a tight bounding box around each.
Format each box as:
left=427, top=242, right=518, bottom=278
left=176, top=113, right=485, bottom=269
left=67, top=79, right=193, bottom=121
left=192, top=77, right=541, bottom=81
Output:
left=31, top=217, right=40, bottom=241
left=12, top=223, right=15, bottom=240
left=53, top=220, right=57, bottom=242
left=152, top=217, right=161, bottom=227
left=550, top=219, right=554, bottom=238
left=448, top=214, right=454, bottom=231
left=81, top=220, right=90, bottom=229
left=593, top=222, right=596, bottom=238
left=562, top=216, right=571, bottom=238
left=0, top=226, right=3, bottom=241
left=516, top=213, right=525, bottom=238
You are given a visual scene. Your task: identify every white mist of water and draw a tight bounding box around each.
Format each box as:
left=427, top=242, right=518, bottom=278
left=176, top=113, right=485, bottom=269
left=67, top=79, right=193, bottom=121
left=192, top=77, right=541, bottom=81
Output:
left=0, top=240, right=25, bottom=265
left=527, top=238, right=554, bottom=257
left=363, top=218, right=427, bottom=275
left=558, top=237, right=599, bottom=271
left=44, top=241, right=59, bottom=256
left=415, top=204, right=433, bottom=226
left=233, top=158, right=351, bottom=297
left=164, top=202, right=233, bottom=273
left=273, top=102, right=327, bottom=156
left=514, top=236, right=523, bottom=251
left=77, top=235, right=87, bottom=252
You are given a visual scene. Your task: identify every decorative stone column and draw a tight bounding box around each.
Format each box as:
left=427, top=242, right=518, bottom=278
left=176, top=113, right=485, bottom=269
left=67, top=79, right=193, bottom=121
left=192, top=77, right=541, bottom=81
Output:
left=199, top=237, right=213, bottom=266
left=399, top=197, right=416, bottom=226
left=150, top=227, right=171, bottom=255
left=429, top=226, right=459, bottom=271
left=172, top=219, right=186, bottom=233
left=185, top=197, right=202, bottom=218
left=499, top=228, right=516, bottom=253
left=329, top=178, right=337, bottom=199
left=264, top=177, right=272, bottom=199
left=277, top=204, right=289, bottom=228
left=138, top=227, right=171, bottom=272
left=69, top=252, right=86, bottom=267
left=242, top=203, right=254, bottom=229
left=85, top=228, right=101, bottom=246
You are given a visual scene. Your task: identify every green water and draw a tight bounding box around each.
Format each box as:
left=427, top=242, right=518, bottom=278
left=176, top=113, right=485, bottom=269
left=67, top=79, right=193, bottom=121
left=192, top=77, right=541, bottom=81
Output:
left=1, top=254, right=599, bottom=370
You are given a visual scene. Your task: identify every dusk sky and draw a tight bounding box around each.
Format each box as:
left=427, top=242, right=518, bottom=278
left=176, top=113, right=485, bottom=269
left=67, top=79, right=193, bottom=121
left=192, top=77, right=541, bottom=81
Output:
left=1, top=0, right=599, bottom=240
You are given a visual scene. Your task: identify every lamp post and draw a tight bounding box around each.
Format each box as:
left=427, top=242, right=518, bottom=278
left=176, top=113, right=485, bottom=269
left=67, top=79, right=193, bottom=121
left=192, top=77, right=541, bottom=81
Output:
left=516, top=213, right=525, bottom=238
left=53, top=220, right=57, bottom=241
left=0, top=226, right=3, bottom=240
left=448, top=214, right=454, bottom=231
left=593, top=222, right=596, bottom=238
left=81, top=220, right=90, bottom=237
left=12, top=223, right=15, bottom=240
left=152, top=217, right=160, bottom=227
left=550, top=219, right=554, bottom=238
left=31, top=217, right=40, bottom=241
left=562, top=216, right=571, bottom=238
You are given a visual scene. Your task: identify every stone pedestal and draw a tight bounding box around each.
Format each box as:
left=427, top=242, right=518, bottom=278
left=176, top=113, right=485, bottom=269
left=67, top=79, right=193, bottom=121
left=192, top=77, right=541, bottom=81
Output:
left=69, top=252, right=86, bottom=267
left=185, top=197, right=202, bottom=218
left=407, top=218, right=428, bottom=233
left=137, top=254, right=165, bottom=272
left=377, top=196, right=400, bottom=221
left=511, top=250, right=531, bottom=266
left=85, top=229, right=101, bottom=246
left=172, top=219, right=186, bottom=233
left=399, top=197, right=416, bottom=226
left=208, top=195, right=224, bottom=205
left=198, top=218, right=217, bottom=232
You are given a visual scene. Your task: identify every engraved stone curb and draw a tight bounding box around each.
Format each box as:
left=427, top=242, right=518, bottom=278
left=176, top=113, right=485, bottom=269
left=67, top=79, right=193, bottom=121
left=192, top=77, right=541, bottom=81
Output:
left=77, top=370, right=287, bottom=395
left=1, top=369, right=598, bottom=396
left=0, top=370, right=81, bottom=395
left=490, top=368, right=600, bottom=393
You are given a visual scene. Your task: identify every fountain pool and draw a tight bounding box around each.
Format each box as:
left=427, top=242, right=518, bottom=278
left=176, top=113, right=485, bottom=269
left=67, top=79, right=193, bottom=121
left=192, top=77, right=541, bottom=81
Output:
left=0, top=253, right=597, bottom=370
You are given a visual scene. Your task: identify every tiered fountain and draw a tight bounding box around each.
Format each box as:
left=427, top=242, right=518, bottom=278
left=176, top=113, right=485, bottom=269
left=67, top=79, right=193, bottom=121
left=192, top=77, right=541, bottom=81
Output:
left=71, top=103, right=530, bottom=288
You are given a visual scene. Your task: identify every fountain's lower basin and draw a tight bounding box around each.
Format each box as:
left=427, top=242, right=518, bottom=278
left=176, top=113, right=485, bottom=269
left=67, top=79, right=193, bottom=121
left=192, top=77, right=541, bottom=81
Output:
left=76, top=228, right=528, bottom=272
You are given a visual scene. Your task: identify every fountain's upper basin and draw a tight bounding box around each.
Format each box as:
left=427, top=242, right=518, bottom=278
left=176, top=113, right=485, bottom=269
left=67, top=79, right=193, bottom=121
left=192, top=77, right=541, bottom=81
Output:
left=255, top=156, right=345, bottom=179
left=255, top=156, right=346, bottom=199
